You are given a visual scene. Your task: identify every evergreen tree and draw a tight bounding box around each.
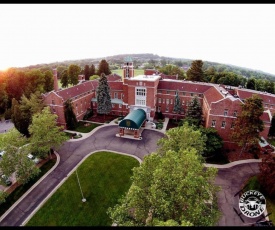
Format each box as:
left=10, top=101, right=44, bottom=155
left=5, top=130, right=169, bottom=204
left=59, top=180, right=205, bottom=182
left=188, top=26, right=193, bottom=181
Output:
left=90, top=64, right=96, bottom=77
left=185, top=96, right=203, bottom=127
left=97, top=59, right=111, bottom=76
left=64, top=99, right=78, bottom=130
left=84, top=65, right=90, bottom=81
left=61, top=69, right=69, bottom=88
left=230, top=94, right=264, bottom=155
left=173, top=90, right=182, bottom=121
left=96, top=73, right=112, bottom=116
left=186, top=60, right=204, bottom=82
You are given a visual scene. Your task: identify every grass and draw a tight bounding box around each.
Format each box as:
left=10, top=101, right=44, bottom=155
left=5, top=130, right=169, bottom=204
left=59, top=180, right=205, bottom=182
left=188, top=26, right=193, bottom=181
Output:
left=112, top=69, right=144, bottom=77
left=69, top=121, right=102, bottom=133
left=0, top=158, right=57, bottom=217
left=25, top=151, right=140, bottom=226
left=243, top=176, right=275, bottom=223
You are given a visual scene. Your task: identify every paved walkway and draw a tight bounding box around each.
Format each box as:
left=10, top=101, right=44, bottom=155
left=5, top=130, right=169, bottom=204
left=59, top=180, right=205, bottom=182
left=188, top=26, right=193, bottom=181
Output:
left=0, top=119, right=265, bottom=226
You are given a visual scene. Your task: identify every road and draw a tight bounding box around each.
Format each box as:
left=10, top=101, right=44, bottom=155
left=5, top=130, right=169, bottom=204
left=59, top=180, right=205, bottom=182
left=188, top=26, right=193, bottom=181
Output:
left=0, top=125, right=262, bottom=226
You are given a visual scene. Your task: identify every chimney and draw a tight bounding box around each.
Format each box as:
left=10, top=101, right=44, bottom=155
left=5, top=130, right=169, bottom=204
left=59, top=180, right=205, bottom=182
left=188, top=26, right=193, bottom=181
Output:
left=53, top=68, right=58, bottom=91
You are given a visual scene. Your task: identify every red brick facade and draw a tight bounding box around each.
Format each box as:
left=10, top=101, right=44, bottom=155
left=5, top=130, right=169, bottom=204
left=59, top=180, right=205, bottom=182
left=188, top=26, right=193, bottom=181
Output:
left=43, top=60, right=273, bottom=146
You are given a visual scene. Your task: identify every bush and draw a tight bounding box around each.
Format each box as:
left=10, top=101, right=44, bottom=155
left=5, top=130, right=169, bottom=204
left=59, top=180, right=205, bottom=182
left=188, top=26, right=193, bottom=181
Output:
left=83, top=108, right=94, bottom=120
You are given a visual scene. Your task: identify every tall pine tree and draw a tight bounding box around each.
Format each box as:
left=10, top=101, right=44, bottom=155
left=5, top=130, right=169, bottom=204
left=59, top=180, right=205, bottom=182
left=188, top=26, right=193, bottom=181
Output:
left=96, top=73, right=112, bottom=117
left=185, top=96, right=203, bottom=127
left=97, top=59, right=111, bottom=76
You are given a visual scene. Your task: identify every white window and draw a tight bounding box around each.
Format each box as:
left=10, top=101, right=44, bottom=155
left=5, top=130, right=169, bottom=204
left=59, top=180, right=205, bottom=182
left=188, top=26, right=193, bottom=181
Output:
left=135, top=87, right=146, bottom=106
left=158, top=98, right=161, bottom=103
left=170, top=99, right=173, bottom=104
left=231, top=122, right=235, bottom=129
left=221, top=121, right=226, bottom=128
left=166, top=99, right=169, bottom=104
left=114, top=92, right=118, bottom=98
left=233, top=110, right=237, bottom=117
left=224, top=109, right=228, bottom=116
left=182, top=100, right=185, bottom=105
left=165, top=106, right=169, bottom=112
left=211, top=120, right=216, bottom=127
left=119, top=104, right=122, bottom=108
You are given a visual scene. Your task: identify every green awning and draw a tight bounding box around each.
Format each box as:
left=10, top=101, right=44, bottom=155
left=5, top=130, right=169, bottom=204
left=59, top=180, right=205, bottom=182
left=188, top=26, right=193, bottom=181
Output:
left=119, top=109, right=147, bottom=130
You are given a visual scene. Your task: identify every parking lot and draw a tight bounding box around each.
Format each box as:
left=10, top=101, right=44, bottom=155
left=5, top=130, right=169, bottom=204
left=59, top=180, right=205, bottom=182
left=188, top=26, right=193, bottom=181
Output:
left=0, top=119, right=14, bottom=134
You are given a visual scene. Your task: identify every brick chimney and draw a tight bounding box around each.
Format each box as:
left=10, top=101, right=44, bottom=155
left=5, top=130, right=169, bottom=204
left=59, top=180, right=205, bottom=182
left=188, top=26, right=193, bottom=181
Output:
left=53, top=68, right=58, bottom=91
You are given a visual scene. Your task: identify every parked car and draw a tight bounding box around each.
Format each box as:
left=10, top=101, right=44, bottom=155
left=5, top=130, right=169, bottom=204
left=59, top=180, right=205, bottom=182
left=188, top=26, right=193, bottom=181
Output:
left=1, top=174, right=12, bottom=186
left=27, top=153, right=41, bottom=164
left=0, top=150, right=5, bottom=158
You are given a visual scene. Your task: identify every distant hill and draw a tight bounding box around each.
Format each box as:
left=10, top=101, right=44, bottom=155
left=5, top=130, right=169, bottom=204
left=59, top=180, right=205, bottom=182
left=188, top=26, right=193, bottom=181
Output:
left=20, top=53, right=275, bottom=81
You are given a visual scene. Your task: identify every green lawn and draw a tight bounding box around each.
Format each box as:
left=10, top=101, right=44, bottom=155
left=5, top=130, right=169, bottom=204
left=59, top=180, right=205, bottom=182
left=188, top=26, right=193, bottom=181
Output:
left=112, top=69, right=144, bottom=77
left=68, top=121, right=103, bottom=133
left=25, top=151, right=140, bottom=226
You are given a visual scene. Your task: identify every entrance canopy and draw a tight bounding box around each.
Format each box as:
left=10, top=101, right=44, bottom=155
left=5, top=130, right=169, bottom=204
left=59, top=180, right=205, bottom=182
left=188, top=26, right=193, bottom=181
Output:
left=119, top=109, right=147, bottom=130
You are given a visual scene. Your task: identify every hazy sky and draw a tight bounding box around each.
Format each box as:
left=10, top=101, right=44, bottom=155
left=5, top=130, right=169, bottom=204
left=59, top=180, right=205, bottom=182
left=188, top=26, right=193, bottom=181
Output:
left=1, top=4, right=275, bottom=75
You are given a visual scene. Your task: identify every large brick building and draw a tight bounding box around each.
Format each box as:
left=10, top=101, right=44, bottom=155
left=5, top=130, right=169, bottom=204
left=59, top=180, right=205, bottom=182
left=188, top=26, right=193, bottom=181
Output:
left=42, top=57, right=274, bottom=148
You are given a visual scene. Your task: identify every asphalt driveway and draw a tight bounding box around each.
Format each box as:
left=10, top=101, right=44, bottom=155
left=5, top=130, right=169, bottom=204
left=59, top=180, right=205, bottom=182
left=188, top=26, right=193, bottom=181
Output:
left=0, top=125, right=262, bottom=226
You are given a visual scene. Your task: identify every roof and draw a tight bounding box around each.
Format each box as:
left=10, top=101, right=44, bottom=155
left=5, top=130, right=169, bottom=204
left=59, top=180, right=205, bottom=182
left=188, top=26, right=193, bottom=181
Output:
left=119, top=109, right=147, bottom=130
left=124, top=56, right=133, bottom=63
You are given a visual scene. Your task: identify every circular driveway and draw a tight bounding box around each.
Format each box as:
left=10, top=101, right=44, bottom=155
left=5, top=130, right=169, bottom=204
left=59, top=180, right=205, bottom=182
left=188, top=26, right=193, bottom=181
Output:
left=0, top=125, right=262, bottom=226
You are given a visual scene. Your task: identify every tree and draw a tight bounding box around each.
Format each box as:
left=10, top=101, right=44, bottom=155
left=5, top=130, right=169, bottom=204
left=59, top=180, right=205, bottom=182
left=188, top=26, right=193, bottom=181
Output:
left=173, top=90, right=182, bottom=121
left=258, top=154, right=275, bottom=197
left=0, top=82, right=8, bottom=114
left=97, top=59, right=111, bottom=76
left=28, top=106, right=67, bottom=158
left=0, top=128, right=39, bottom=185
left=107, top=148, right=220, bottom=226
left=11, top=93, right=45, bottom=137
left=68, top=64, right=81, bottom=86
left=64, top=98, right=78, bottom=130
left=157, top=122, right=206, bottom=158
left=84, top=65, right=90, bottom=80
left=230, top=94, right=264, bottom=155
left=186, top=60, right=204, bottom=82
left=90, top=64, right=96, bottom=77
left=200, top=127, right=223, bottom=158
left=96, top=73, right=112, bottom=116
left=44, top=70, right=54, bottom=92
left=185, top=96, right=203, bottom=127
left=246, top=78, right=256, bottom=90
left=158, top=64, right=185, bottom=79
left=61, top=69, right=69, bottom=88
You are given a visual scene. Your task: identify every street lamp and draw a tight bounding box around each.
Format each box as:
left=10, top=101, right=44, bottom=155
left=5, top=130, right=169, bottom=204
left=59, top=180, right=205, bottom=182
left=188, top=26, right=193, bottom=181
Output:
left=76, top=168, right=86, bottom=202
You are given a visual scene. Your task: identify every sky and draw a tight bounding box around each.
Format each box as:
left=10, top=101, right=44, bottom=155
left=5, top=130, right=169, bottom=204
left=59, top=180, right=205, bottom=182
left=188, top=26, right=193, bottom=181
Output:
left=1, top=4, right=275, bottom=75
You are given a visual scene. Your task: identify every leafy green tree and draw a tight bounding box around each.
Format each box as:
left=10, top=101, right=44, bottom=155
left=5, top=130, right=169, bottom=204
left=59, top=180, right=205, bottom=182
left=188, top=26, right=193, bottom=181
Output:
left=61, top=69, right=69, bottom=88
left=230, top=94, right=264, bottom=155
left=97, top=59, right=111, bottom=76
left=0, top=128, right=38, bottom=185
left=158, top=64, right=185, bottom=79
left=0, top=191, right=8, bottom=204
left=246, top=78, right=256, bottom=90
left=64, top=98, right=78, bottom=130
left=57, top=65, right=67, bottom=79
left=200, top=127, right=223, bottom=158
left=68, top=64, right=81, bottom=86
left=25, top=69, right=45, bottom=97
left=258, top=154, right=275, bottom=197
left=96, top=73, right=112, bottom=116
left=173, top=90, right=182, bottom=121
left=44, top=70, right=54, bottom=92
left=11, top=93, right=45, bottom=137
left=0, top=82, right=8, bottom=114
left=28, top=106, right=67, bottom=158
left=108, top=148, right=220, bottom=226
left=186, top=60, right=204, bottom=82
left=185, top=96, right=203, bottom=127
left=157, top=122, right=206, bottom=158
